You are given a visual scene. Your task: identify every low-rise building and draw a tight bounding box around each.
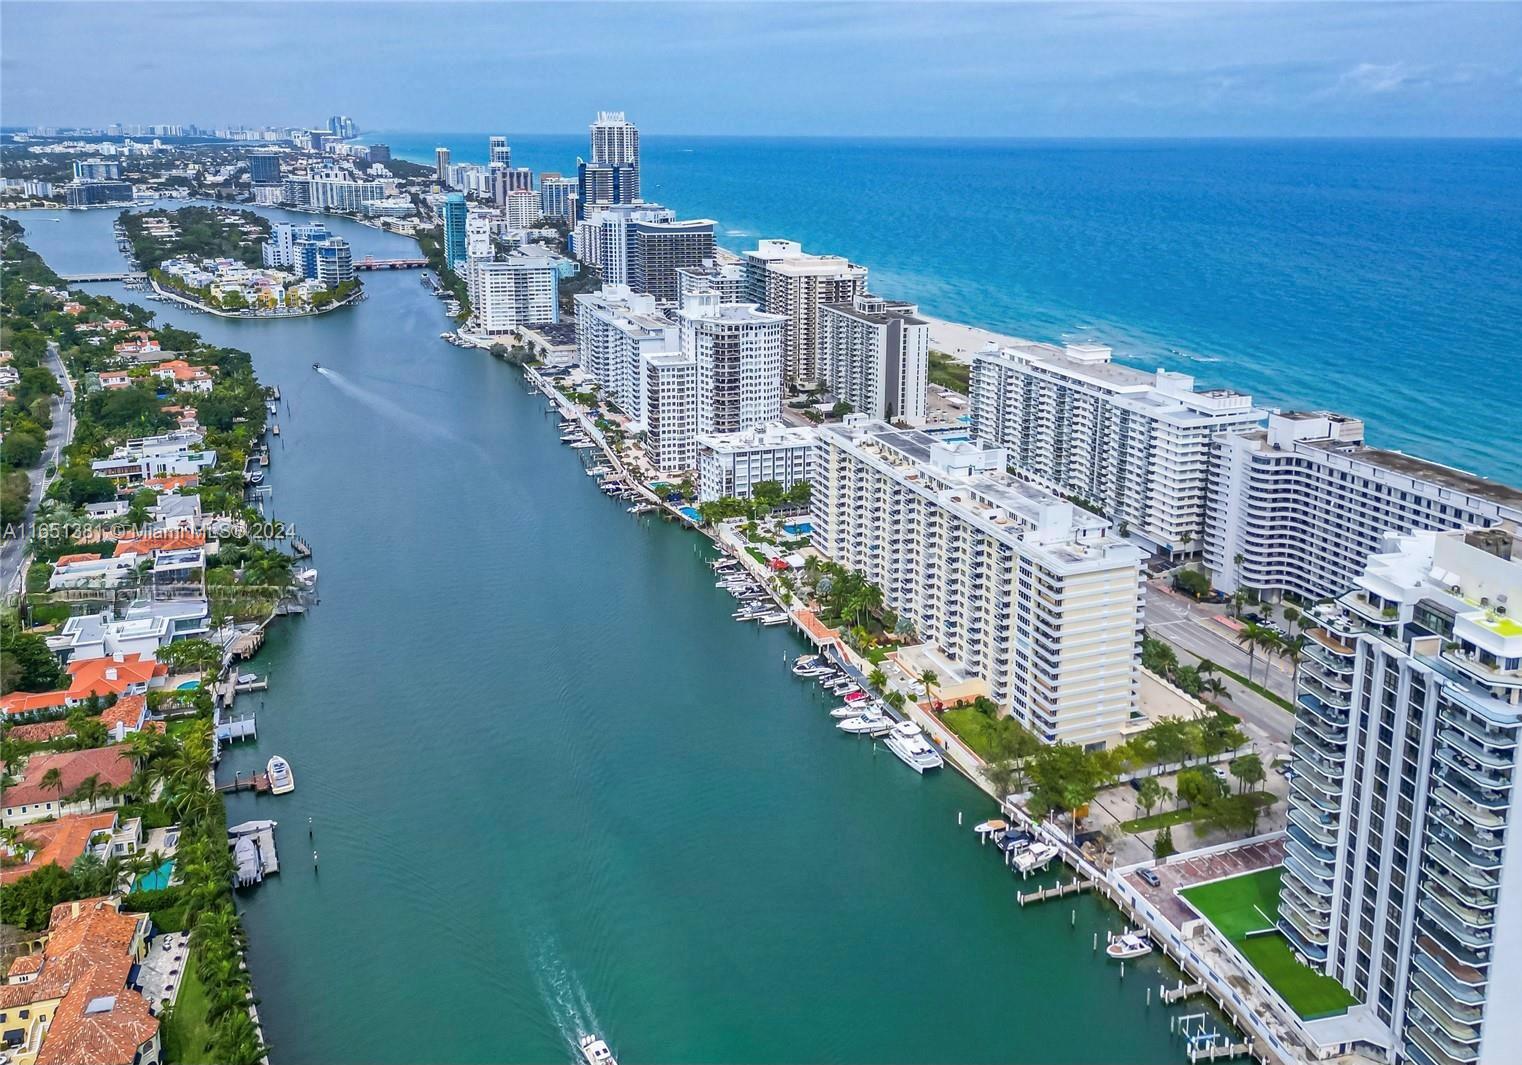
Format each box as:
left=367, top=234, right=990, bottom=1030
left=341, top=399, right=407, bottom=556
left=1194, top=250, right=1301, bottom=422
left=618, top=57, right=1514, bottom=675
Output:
left=1, top=747, right=136, bottom=826
left=697, top=423, right=815, bottom=502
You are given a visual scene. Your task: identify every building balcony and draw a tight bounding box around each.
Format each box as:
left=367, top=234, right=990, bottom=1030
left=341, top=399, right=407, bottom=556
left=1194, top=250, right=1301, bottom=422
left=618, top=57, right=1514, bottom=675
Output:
left=1409, top=980, right=1485, bottom=1033
left=1301, top=655, right=1355, bottom=692
left=1283, top=842, right=1336, bottom=889
left=1415, top=935, right=1487, bottom=989
left=1292, top=736, right=1345, bottom=778
left=1278, top=912, right=1330, bottom=963
left=1428, top=807, right=1506, bottom=854
left=1434, top=747, right=1513, bottom=793
left=1430, top=784, right=1506, bottom=831
left=1445, top=709, right=1518, bottom=751
left=1419, top=896, right=1494, bottom=953
left=1411, top=952, right=1487, bottom=1010
left=1405, top=1024, right=1479, bottom=1065
left=1417, top=912, right=1491, bottom=969
left=1301, top=674, right=1353, bottom=708
left=1289, top=774, right=1341, bottom=815
left=1427, top=825, right=1503, bottom=875
left=1297, top=690, right=1350, bottom=727
left=1438, top=728, right=1515, bottom=772
left=1292, top=755, right=1343, bottom=798
left=1295, top=709, right=1349, bottom=747
left=1288, top=809, right=1339, bottom=849
left=1442, top=648, right=1522, bottom=693
left=1422, top=862, right=1498, bottom=915
left=1286, top=822, right=1336, bottom=863
left=1406, top=1007, right=1481, bottom=1061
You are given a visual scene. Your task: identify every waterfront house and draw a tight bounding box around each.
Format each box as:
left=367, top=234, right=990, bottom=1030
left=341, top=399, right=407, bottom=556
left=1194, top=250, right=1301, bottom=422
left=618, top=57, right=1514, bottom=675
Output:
left=96, top=370, right=133, bottom=391
left=1, top=746, right=135, bottom=827
left=111, top=332, right=160, bottom=356
left=149, top=359, right=213, bottom=394
left=1, top=652, right=168, bottom=718
left=0, top=811, right=138, bottom=887
left=47, top=553, right=141, bottom=591
left=0, top=897, right=160, bottom=1065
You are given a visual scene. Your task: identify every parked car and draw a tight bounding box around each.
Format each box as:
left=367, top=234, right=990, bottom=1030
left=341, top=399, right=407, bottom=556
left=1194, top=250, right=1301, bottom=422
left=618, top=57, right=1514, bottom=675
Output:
left=1138, top=868, right=1162, bottom=887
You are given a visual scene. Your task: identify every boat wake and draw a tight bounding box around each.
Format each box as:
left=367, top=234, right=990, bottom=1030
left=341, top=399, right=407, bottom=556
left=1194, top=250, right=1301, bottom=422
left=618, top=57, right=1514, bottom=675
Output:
left=529, top=931, right=603, bottom=1057
left=315, top=366, right=475, bottom=449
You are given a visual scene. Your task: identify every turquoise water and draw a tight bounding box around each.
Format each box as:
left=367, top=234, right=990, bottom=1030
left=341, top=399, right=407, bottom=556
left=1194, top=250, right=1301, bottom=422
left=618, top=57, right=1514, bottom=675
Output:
left=380, top=133, right=1522, bottom=484
left=175, top=679, right=200, bottom=690
left=10, top=204, right=1217, bottom=1063
left=135, top=859, right=175, bottom=893
left=678, top=506, right=702, bottom=522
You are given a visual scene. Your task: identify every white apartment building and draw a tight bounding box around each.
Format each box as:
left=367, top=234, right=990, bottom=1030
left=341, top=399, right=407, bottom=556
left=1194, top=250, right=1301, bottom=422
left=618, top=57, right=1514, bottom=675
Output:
left=306, top=175, right=386, bottom=212
left=678, top=290, right=787, bottom=436
left=466, top=260, right=559, bottom=334
left=812, top=417, right=1145, bottom=748
left=745, top=239, right=868, bottom=385
left=677, top=260, right=747, bottom=304
left=642, top=353, right=697, bottom=473
left=970, top=342, right=1263, bottom=558
left=697, top=423, right=815, bottom=503
left=820, top=292, right=929, bottom=422
left=1282, top=526, right=1522, bottom=1065
left=589, top=111, right=640, bottom=167
left=465, top=211, right=494, bottom=261
left=505, top=189, right=540, bottom=230
left=1206, top=411, right=1522, bottom=602
left=573, top=285, right=677, bottom=418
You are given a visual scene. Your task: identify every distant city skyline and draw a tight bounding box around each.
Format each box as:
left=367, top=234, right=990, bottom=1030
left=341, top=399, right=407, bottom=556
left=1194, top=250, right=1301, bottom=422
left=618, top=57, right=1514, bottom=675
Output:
left=4, top=2, right=1521, bottom=138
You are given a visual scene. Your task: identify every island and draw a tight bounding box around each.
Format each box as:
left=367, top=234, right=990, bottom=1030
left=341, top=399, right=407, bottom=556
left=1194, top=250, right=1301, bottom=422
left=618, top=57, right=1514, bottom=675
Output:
left=123, top=205, right=361, bottom=317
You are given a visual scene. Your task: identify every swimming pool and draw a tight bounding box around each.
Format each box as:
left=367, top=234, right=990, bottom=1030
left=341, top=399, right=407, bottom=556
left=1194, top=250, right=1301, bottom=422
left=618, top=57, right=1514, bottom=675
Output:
left=175, top=679, right=200, bottom=691
left=134, top=859, right=175, bottom=893
left=678, top=506, right=702, bottom=523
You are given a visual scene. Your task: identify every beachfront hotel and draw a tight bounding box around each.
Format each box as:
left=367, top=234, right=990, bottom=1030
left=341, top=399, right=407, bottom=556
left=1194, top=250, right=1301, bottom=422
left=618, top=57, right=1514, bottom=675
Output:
left=811, top=416, right=1145, bottom=749
left=968, top=342, right=1262, bottom=559
left=819, top=292, right=930, bottom=423
left=697, top=422, right=816, bottom=503
left=744, top=239, right=868, bottom=386
left=678, top=290, right=787, bottom=435
left=1205, top=412, right=1522, bottom=603
left=466, top=259, right=560, bottom=333
left=1281, top=526, right=1522, bottom=1065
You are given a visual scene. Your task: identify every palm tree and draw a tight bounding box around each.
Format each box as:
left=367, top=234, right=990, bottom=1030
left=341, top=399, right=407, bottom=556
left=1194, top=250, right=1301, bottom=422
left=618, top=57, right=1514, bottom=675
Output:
left=1282, top=633, right=1309, bottom=692
left=867, top=668, right=887, bottom=693
left=920, top=670, right=940, bottom=710
left=40, top=767, right=66, bottom=812
left=1236, top=622, right=1269, bottom=683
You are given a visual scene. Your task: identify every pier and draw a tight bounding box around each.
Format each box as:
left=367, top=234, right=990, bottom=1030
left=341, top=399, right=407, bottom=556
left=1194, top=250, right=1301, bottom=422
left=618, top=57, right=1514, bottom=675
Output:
left=229, top=820, right=280, bottom=886
left=59, top=270, right=146, bottom=283
left=219, top=771, right=272, bottom=794
left=1016, top=876, right=1095, bottom=906
left=1161, top=979, right=1207, bottom=1004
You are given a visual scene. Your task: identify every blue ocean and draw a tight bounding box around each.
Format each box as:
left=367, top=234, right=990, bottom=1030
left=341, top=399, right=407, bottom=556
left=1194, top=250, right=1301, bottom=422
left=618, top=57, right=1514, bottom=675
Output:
left=379, top=133, right=1522, bottom=483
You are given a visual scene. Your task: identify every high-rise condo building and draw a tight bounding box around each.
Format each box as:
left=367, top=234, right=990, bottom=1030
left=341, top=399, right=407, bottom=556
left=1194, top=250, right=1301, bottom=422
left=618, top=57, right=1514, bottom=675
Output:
left=589, top=111, right=640, bottom=168
left=969, top=342, right=1263, bottom=559
left=465, top=211, right=493, bottom=261
left=435, top=147, right=451, bottom=186
left=812, top=418, right=1145, bottom=748
left=642, top=352, right=698, bottom=473
left=677, top=260, right=747, bottom=304
left=246, top=152, right=281, bottom=184
left=466, top=260, right=560, bottom=333
left=697, top=423, right=816, bottom=503
left=678, top=290, right=787, bottom=435
left=744, top=239, right=868, bottom=386
left=313, top=237, right=355, bottom=289
left=505, top=190, right=540, bottom=230
left=489, top=135, right=511, bottom=167
left=1282, top=525, right=1522, bottom=1065
left=574, top=286, right=679, bottom=418
left=441, top=193, right=468, bottom=271
left=262, top=222, right=331, bottom=270
left=576, top=160, right=639, bottom=216
left=574, top=206, right=716, bottom=303
left=365, top=144, right=391, bottom=164
left=820, top=293, right=930, bottom=423
left=1206, top=412, right=1522, bottom=601
left=539, top=174, right=577, bottom=224
left=73, top=159, right=122, bottom=182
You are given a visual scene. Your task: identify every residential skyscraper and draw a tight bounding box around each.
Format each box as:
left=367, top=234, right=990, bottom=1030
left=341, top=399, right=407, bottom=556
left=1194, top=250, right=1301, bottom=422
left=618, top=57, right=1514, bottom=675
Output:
left=589, top=111, right=640, bottom=168
left=465, top=211, right=493, bottom=261
left=576, top=160, right=639, bottom=216
left=539, top=174, right=577, bottom=225
left=1206, top=412, right=1522, bottom=600
left=489, top=135, right=511, bottom=167
left=811, top=418, right=1145, bottom=749
left=678, top=290, right=787, bottom=435
left=744, top=239, right=868, bottom=386
left=435, top=147, right=451, bottom=186
left=697, top=424, right=816, bottom=503
left=573, top=285, right=677, bottom=416
left=73, top=159, right=121, bottom=182
left=970, top=342, right=1263, bottom=559
left=820, top=293, right=930, bottom=423
left=441, top=193, right=468, bottom=271
left=245, top=152, right=280, bottom=185
left=1281, top=526, right=1522, bottom=1065
left=677, top=260, right=747, bottom=305
left=466, top=260, right=559, bottom=333
left=642, top=352, right=698, bottom=473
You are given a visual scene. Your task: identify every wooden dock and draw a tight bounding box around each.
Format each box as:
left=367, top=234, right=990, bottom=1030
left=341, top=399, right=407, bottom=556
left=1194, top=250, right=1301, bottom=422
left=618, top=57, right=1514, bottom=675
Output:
left=229, top=628, right=265, bottom=660
left=1188, top=1041, right=1255, bottom=1062
left=218, top=771, right=271, bottom=794
left=1162, top=979, right=1207, bottom=1004
left=229, top=820, right=279, bottom=886
left=292, top=536, right=312, bottom=558
left=1017, top=876, right=1095, bottom=906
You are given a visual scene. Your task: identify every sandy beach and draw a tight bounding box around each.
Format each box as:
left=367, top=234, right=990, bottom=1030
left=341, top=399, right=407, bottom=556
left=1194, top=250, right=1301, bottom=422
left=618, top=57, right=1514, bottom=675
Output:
left=922, top=314, right=1032, bottom=362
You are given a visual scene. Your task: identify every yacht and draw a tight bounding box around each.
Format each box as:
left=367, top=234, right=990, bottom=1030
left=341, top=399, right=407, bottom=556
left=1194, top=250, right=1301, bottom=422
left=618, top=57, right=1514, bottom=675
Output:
left=843, top=690, right=869, bottom=704
left=578, top=1035, right=617, bottom=1065
left=884, top=722, right=945, bottom=773
left=294, top=568, right=318, bottom=588
left=829, top=680, right=860, bottom=696
left=759, top=612, right=791, bottom=626
left=1106, top=930, right=1153, bottom=960
left=266, top=755, right=295, bottom=795
left=838, top=711, right=892, bottom=736
left=1015, top=840, right=1060, bottom=874
left=247, top=470, right=265, bottom=486
left=829, top=702, right=875, bottom=718
left=792, top=656, right=834, bottom=677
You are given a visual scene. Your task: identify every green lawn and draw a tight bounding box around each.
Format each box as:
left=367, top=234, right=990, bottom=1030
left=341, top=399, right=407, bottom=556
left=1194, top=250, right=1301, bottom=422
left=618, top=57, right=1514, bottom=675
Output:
left=940, top=707, right=1031, bottom=761
left=1120, top=792, right=1274, bottom=833
left=1182, top=867, right=1357, bottom=1020
left=161, top=947, right=215, bottom=1063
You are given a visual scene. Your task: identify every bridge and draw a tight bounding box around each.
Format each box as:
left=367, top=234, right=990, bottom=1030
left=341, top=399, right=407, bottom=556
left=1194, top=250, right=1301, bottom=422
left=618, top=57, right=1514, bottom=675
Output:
left=60, top=271, right=147, bottom=283
left=354, top=257, right=428, bottom=271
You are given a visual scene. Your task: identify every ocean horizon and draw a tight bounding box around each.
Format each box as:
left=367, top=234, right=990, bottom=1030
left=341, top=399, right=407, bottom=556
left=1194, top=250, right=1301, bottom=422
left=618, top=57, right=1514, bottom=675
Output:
left=376, top=131, right=1522, bottom=484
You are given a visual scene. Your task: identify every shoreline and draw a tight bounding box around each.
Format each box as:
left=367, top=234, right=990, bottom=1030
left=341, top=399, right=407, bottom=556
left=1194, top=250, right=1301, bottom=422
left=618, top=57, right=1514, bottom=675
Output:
left=921, top=314, right=1031, bottom=362
left=149, top=276, right=364, bottom=319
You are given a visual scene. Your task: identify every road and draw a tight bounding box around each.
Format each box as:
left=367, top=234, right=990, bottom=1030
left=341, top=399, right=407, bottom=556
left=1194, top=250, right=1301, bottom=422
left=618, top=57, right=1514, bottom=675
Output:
left=2, top=341, right=75, bottom=596
left=1145, top=579, right=1295, bottom=755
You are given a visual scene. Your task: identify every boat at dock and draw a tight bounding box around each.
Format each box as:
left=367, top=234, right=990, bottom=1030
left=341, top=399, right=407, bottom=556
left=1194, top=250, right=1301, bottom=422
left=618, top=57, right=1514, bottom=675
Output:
left=884, top=721, right=945, bottom=773
left=829, top=703, right=869, bottom=718
left=1014, top=840, right=1059, bottom=874
left=838, top=710, right=892, bottom=735
left=579, top=1035, right=617, bottom=1065
left=1106, top=930, right=1153, bottom=960
left=759, top=612, right=791, bottom=626
left=266, top=755, right=296, bottom=795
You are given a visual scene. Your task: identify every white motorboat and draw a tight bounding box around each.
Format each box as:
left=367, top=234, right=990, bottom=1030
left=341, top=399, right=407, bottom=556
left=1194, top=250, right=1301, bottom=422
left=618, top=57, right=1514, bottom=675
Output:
left=759, top=613, right=790, bottom=626
left=237, top=672, right=259, bottom=685
left=829, top=681, right=860, bottom=696
left=1106, top=930, right=1153, bottom=960
left=579, top=1035, right=617, bottom=1065
left=838, top=712, right=892, bottom=736
left=571, top=441, right=597, bottom=450
left=1015, top=840, right=1060, bottom=873
left=266, top=756, right=295, bottom=795
left=294, top=568, right=318, bottom=588
left=247, top=470, right=265, bottom=485
left=829, top=703, right=867, bottom=718
left=884, top=721, right=945, bottom=773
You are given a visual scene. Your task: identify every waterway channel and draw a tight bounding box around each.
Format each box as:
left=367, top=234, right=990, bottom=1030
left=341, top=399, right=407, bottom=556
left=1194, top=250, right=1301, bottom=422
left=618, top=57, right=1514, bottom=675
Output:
left=9, top=203, right=1216, bottom=1064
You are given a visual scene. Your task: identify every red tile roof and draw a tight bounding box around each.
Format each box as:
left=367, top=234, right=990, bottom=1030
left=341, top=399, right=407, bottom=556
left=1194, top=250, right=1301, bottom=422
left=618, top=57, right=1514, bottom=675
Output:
left=56, top=552, right=104, bottom=566
left=6, top=720, right=71, bottom=743
left=0, top=812, right=119, bottom=886
left=96, top=695, right=147, bottom=734
left=3, top=746, right=134, bottom=808
left=112, top=530, right=204, bottom=556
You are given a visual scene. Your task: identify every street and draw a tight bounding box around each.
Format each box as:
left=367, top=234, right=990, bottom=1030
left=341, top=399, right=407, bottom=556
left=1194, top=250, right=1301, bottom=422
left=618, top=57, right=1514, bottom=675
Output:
left=1, top=340, right=75, bottom=596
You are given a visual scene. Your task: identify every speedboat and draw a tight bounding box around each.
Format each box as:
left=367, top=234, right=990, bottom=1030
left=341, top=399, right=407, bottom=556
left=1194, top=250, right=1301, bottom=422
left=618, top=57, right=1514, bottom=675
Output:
left=579, top=1035, right=617, bottom=1065
left=829, top=681, right=860, bottom=696
left=843, top=690, right=868, bottom=703
left=295, top=568, right=318, bottom=588
left=838, top=711, right=892, bottom=736
left=1015, top=840, right=1060, bottom=873
left=829, top=703, right=867, bottom=718
left=247, top=470, right=265, bottom=485
left=1106, top=930, right=1153, bottom=960
left=884, top=721, right=945, bottom=773
left=311, top=362, right=321, bottom=371
left=760, top=613, right=790, bottom=626
left=266, top=755, right=295, bottom=795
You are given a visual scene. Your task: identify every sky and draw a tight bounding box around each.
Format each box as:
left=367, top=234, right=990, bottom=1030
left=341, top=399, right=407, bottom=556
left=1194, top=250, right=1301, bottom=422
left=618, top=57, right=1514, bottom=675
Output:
left=4, top=2, right=1521, bottom=138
